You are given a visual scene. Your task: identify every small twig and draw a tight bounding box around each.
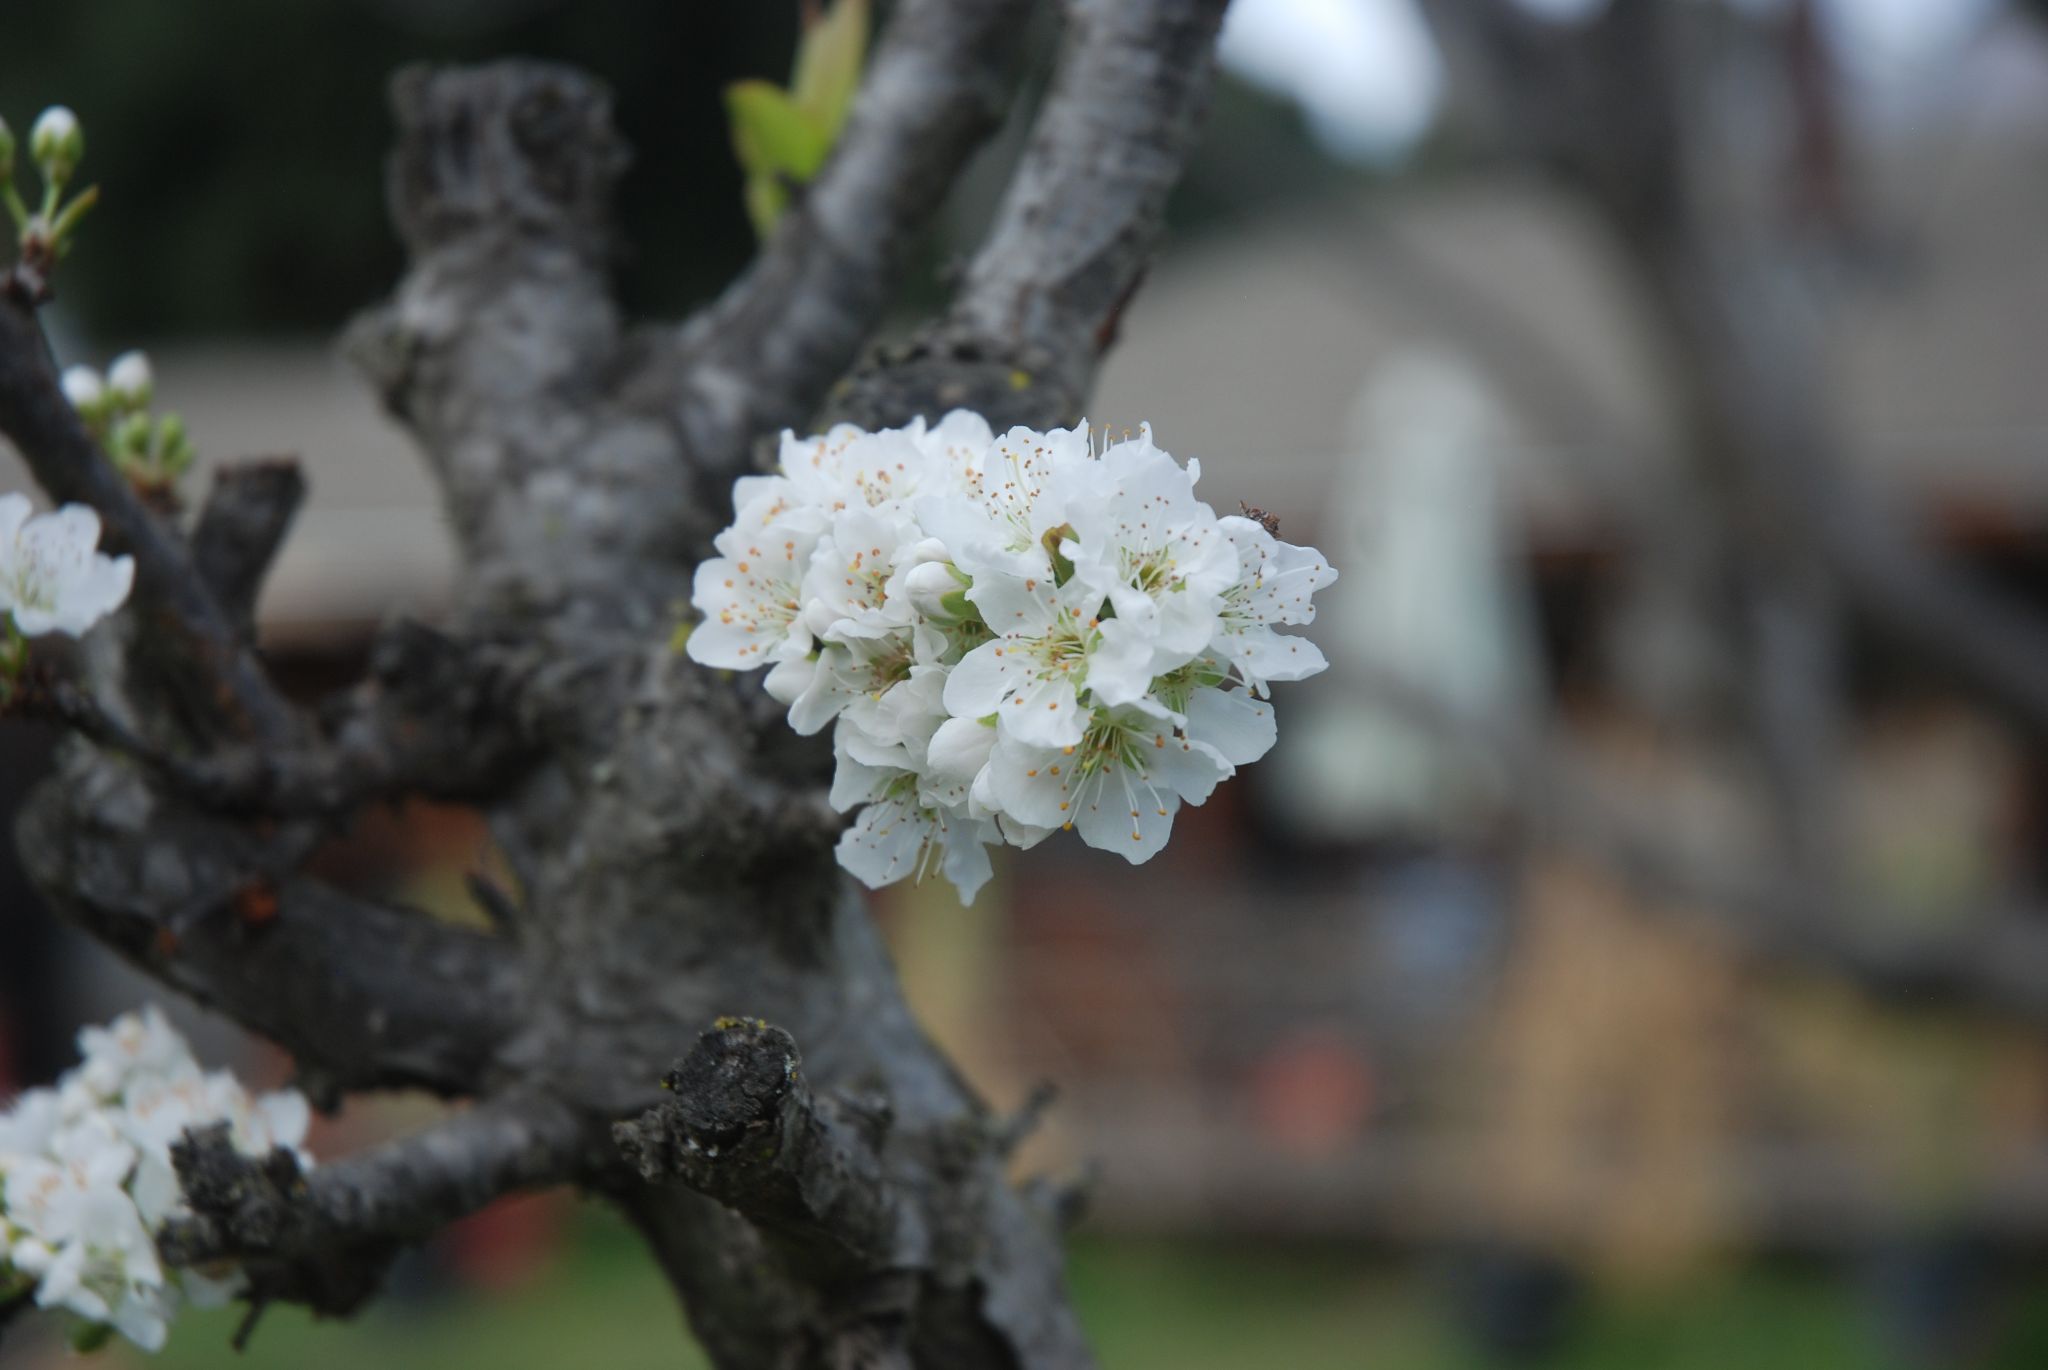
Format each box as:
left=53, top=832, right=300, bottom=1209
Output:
left=464, top=868, right=524, bottom=936
left=1021, top=1162, right=1097, bottom=1234
left=993, top=1080, right=1059, bottom=1158
left=229, top=1297, right=271, bottom=1353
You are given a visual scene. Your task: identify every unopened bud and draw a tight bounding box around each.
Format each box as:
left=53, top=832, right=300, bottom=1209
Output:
left=29, top=106, right=82, bottom=184
left=0, top=118, right=15, bottom=180
left=155, top=413, right=192, bottom=474
left=112, top=411, right=152, bottom=459
left=106, top=351, right=152, bottom=406
left=60, top=365, right=104, bottom=412
left=901, top=536, right=951, bottom=568
left=903, top=560, right=964, bottom=621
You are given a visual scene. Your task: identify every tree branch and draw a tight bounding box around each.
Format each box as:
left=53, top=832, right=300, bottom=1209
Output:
left=829, top=0, right=1229, bottom=431
left=0, top=293, right=296, bottom=741
left=189, top=457, right=307, bottom=629
left=347, top=60, right=706, bottom=629
left=17, top=764, right=526, bottom=1097
left=668, top=0, right=1037, bottom=481
left=160, top=1094, right=587, bottom=1318
left=16, top=618, right=533, bottom=818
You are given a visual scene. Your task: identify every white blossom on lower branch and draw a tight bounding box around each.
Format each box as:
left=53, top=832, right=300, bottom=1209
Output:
left=686, top=415, right=1338, bottom=902
left=0, top=1006, right=313, bottom=1353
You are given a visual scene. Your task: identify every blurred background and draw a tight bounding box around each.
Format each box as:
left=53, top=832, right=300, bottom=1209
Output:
left=9, top=0, right=2048, bottom=1366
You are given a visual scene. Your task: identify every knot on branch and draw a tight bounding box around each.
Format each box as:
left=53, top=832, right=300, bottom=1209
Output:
left=822, top=329, right=1079, bottom=434
left=614, top=1019, right=804, bottom=1181
left=161, top=1124, right=309, bottom=1257
left=614, top=1019, right=900, bottom=1282
left=388, top=60, right=628, bottom=255
left=157, top=1124, right=390, bottom=1319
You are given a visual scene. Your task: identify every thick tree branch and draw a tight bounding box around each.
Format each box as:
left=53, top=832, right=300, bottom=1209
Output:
left=160, top=1094, right=586, bottom=1318
left=17, top=765, right=525, bottom=1097
left=16, top=620, right=533, bottom=818
left=615, top=1019, right=899, bottom=1284
left=349, top=61, right=701, bottom=630
left=669, top=0, right=1037, bottom=480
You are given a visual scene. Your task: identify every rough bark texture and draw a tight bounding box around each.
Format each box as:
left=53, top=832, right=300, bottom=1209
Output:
left=2, top=2, right=1227, bottom=1365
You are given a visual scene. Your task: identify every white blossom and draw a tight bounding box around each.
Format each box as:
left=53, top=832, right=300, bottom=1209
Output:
left=915, top=422, right=1097, bottom=581
left=798, top=502, right=926, bottom=642
left=985, top=701, right=1231, bottom=861
left=75, top=1006, right=196, bottom=1103
left=684, top=491, right=823, bottom=672
left=0, top=494, right=135, bottom=639
left=687, top=413, right=1336, bottom=900
left=830, top=731, right=999, bottom=903
left=1210, top=513, right=1338, bottom=693
left=0, top=1007, right=317, bottom=1353
left=1064, top=427, right=1239, bottom=704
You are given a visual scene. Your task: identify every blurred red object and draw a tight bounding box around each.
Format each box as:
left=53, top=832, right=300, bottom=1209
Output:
left=1247, top=1028, right=1375, bottom=1158
left=442, top=1191, right=568, bottom=1292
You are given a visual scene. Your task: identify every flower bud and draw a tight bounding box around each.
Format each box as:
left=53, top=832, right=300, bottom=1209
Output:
left=112, top=411, right=152, bottom=460
left=925, top=715, right=995, bottom=787
left=902, top=560, right=964, bottom=621
left=0, top=117, right=15, bottom=180
left=901, top=536, right=950, bottom=568
left=106, top=351, right=152, bottom=406
left=29, top=107, right=82, bottom=184
left=156, top=413, right=193, bottom=475
left=60, top=365, right=104, bottom=412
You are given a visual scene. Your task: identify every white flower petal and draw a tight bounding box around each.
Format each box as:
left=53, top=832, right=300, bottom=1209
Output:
left=1183, top=688, right=1277, bottom=767
left=834, top=796, right=933, bottom=889
left=2, top=503, right=134, bottom=638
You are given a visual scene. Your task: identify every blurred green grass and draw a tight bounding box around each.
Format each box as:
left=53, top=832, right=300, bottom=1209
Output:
left=57, top=1209, right=2045, bottom=1369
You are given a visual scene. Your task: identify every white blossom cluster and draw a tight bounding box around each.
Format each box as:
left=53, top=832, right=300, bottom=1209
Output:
left=688, top=414, right=1336, bottom=901
left=0, top=1007, right=313, bottom=1352
left=0, top=492, right=133, bottom=641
